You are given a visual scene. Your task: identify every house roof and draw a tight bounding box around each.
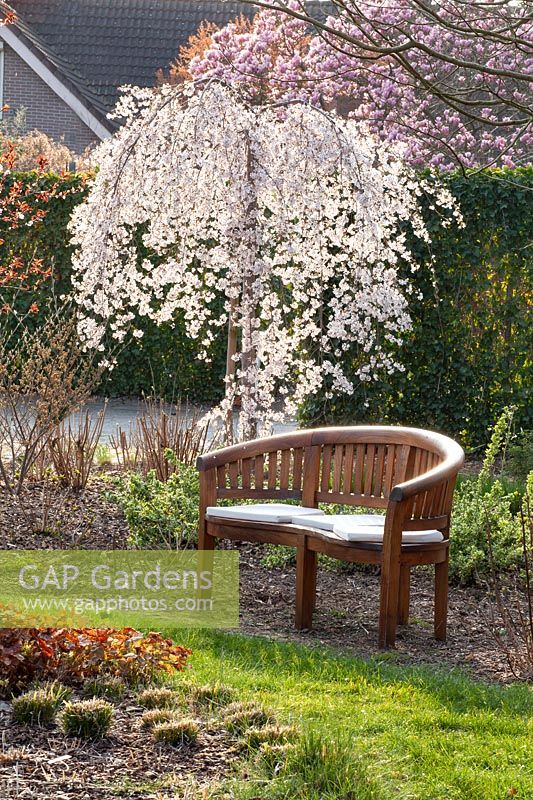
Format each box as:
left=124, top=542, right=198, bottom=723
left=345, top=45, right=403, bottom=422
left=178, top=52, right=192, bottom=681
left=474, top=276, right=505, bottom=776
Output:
left=1, top=1, right=333, bottom=138
left=3, top=1, right=260, bottom=131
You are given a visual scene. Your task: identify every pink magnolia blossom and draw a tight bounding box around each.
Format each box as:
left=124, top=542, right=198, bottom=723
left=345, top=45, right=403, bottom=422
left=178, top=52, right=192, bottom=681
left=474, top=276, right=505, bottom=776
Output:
left=191, top=1, right=532, bottom=170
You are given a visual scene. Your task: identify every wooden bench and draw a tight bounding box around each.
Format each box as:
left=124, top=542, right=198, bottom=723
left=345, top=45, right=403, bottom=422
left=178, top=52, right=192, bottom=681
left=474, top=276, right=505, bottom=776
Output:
left=197, top=426, right=464, bottom=648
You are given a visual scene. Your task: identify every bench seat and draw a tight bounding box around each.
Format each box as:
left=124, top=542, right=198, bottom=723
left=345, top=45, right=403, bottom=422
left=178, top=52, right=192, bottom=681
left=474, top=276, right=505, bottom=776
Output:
left=206, top=503, right=325, bottom=523
left=207, top=505, right=444, bottom=543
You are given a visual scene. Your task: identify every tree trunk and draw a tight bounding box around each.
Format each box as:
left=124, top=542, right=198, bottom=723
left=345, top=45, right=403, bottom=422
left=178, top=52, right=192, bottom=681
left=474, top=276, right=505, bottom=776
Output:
left=225, top=302, right=238, bottom=445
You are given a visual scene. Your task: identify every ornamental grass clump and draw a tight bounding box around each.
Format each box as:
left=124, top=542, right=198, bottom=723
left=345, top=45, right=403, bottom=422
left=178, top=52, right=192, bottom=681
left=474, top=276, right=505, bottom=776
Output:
left=83, top=675, right=126, bottom=703
left=276, top=730, right=365, bottom=796
left=223, top=701, right=275, bottom=734
left=137, top=687, right=178, bottom=709
left=59, top=698, right=114, bottom=740
left=191, top=682, right=236, bottom=709
left=152, top=718, right=200, bottom=747
left=244, top=724, right=298, bottom=750
left=140, top=708, right=179, bottom=730
left=12, top=682, right=72, bottom=727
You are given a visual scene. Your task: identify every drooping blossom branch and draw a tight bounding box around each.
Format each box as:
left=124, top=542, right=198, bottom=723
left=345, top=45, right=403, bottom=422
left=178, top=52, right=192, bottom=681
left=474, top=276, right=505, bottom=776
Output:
left=70, top=81, right=460, bottom=441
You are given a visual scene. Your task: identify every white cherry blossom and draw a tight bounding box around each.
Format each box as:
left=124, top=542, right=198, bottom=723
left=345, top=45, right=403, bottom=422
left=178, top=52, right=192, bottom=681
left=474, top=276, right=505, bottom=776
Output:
left=70, top=82, right=459, bottom=441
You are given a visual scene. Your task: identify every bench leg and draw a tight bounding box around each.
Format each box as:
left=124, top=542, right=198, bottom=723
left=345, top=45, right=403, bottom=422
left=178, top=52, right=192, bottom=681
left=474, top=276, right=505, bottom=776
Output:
left=398, top=565, right=410, bottom=625
left=295, top=545, right=317, bottom=630
left=379, top=559, right=400, bottom=648
left=435, top=558, right=449, bottom=641
left=198, top=525, right=216, bottom=551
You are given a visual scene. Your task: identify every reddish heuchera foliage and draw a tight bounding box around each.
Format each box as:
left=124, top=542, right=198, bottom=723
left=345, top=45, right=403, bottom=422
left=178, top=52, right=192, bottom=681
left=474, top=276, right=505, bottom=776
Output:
left=0, top=627, right=191, bottom=692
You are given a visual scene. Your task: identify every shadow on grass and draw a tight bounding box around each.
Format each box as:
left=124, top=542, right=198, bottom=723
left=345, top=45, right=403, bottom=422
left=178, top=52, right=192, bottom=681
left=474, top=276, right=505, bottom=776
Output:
left=165, top=628, right=531, bottom=716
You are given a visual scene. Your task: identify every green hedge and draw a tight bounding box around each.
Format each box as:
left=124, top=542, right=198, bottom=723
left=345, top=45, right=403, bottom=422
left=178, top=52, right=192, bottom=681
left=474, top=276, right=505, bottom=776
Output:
left=0, top=171, right=85, bottom=308
left=0, top=168, right=530, bottom=444
left=302, top=168, right=532, bottom=447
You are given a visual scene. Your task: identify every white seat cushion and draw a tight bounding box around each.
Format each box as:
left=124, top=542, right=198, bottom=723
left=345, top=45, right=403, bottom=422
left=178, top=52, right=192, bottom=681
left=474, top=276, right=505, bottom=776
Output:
left=292, top=513, right=384, bottom=532
left=206, top=504, right=325, bottom=524
left=331, top=516, right=444, bottom=544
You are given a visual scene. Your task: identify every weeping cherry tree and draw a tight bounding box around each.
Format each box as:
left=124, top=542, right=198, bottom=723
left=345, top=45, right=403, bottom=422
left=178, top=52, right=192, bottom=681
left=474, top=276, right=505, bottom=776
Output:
left=70, top=82, right=459, bottom=442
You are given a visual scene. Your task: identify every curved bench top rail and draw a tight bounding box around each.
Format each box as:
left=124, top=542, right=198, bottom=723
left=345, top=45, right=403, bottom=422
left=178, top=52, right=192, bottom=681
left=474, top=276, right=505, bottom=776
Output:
left=197, top=426, right=465, bottom=496
left=197, top=429, right=315, bottom=471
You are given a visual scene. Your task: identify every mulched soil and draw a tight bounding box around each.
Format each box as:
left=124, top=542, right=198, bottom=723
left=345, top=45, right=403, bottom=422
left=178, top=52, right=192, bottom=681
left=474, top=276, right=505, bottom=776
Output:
left=236, top=543, right=517, bottom=683
left=0, top=696, right=242, bottom=799
left=0, top=477, right=129, bottom=551
left=0, top=473, right=524, bottom=687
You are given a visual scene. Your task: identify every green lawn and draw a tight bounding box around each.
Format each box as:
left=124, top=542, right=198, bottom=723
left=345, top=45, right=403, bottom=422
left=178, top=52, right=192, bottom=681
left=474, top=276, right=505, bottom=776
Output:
left=165, top=629, right=532, bottom=800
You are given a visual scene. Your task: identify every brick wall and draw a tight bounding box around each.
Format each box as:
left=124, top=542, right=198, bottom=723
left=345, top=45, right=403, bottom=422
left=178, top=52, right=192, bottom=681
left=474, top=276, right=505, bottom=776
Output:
left=3, top=44, right=101, bottom=154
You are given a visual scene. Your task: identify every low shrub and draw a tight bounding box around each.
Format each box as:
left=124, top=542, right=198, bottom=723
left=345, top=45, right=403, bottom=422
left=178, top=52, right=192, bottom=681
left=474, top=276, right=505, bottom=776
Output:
left=0, top=628, right=191, bottom=693
left=505, top=430, right=533, bottom=483
left=59, top=698, right=114, bottom=740
left=152, top=718, right=200, bottom=746
left=137, top=687, right=178, bottom=709
left=111, top=456, right=199, bottom=548
left=11, top=682, right=71, bottom=727
left=450, top=409, right=524, bottom=583
left=261, top=544, right=295, bottom=570
left=83, top=675, right=126, bottom=703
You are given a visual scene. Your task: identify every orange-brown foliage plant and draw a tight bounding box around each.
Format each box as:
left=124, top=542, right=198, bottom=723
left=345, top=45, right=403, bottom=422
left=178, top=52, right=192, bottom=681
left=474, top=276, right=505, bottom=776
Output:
left=0, top=627, right=191, bottom=695
left=0, top=141, right=89, bottom=302
left=157, top=16, right=252, bottom=85
left=158, top=20, right=221, bottom=84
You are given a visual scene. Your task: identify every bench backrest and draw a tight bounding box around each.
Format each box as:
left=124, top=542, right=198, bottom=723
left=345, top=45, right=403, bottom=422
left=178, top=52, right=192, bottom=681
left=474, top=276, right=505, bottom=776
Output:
left=197, top=426, right=464, bottom=527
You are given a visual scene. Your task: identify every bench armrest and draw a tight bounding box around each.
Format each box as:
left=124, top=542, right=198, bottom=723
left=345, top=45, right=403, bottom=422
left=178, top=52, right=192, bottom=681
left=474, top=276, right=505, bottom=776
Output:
left=389, top=444, right=464, bottom=502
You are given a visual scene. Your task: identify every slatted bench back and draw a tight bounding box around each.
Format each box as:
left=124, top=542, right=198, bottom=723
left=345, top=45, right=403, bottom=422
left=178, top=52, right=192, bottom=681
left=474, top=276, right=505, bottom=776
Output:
left=310, top=428, right=454, bottom=524
left=197, top=426, right=459, bottom=527
left=215, top=445, right=307, bottom=501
